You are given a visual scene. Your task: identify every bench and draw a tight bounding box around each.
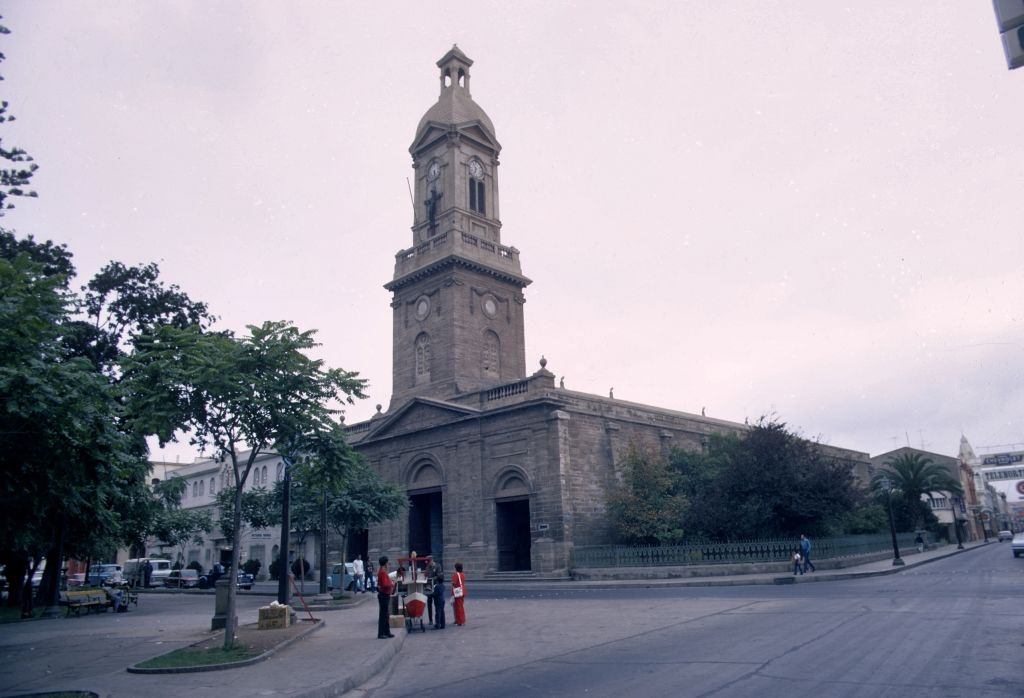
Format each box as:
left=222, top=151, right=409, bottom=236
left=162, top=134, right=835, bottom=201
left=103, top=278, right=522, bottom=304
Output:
left=59, top=590, right=112, bottom=616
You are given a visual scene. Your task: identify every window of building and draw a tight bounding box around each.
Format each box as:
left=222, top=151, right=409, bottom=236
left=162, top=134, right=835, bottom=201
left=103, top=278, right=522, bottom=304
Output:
left=198, top=480, right=205, bottom=496
left=261, top=465, right=268, bottom=485
left=209, top=477, right=216, bottom=495
left=277, top=463, right=284, bottom=481
left=482, top=330, right=500, bottom=378
left=468, top=177, right=485, bottom=214
left=192, top=481, right=198, bottom=498
left=415, top=332, right=431, bottom=380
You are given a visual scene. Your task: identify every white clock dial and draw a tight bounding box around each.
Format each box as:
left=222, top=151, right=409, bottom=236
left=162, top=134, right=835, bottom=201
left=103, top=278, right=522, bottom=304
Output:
left=427, top=162, right=441, bottom=181
left=468, top=159, right=484, bottom=179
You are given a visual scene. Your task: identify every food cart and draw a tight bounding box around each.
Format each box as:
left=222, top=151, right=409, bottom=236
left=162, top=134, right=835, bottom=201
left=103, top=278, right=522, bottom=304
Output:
left=396, top=555, right=432, bottom=633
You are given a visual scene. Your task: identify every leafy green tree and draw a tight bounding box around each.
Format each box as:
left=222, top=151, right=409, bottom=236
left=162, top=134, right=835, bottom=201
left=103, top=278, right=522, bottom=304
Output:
left=214, top=485, right=278, bottom=542
left=0, top=255, right=137, bottom=614
left=871, top=452, right=962, bottom=530
left=660, top=419, right=863, bottom=542
left=606, top=443, right=686, bottom=545
left=0, top=17, right=39, bottom=215
left=123, top=321, right=366, bottom=649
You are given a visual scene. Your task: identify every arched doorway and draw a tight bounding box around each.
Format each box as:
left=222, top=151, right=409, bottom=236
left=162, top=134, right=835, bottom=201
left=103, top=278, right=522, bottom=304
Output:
left=494, top=470, right=532, bottom=571
left=407, top=460, right=444, bottom=566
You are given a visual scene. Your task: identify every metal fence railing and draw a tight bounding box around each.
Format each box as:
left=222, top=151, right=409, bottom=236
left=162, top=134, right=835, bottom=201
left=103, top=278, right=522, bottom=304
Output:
left=571, top=533, right=921, bottom=568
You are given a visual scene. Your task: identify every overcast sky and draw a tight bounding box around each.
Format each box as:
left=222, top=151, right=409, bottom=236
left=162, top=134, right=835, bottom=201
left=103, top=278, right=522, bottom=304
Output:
left=4, top=2, right=1022, bottom=463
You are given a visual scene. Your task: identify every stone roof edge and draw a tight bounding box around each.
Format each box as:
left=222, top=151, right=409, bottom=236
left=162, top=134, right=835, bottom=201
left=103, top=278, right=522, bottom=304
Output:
left=385, top=254, right=532, bottom=292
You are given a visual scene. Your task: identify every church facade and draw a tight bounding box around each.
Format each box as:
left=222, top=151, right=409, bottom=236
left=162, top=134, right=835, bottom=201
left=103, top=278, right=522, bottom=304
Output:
left=347, top=47, right=869, bottom=576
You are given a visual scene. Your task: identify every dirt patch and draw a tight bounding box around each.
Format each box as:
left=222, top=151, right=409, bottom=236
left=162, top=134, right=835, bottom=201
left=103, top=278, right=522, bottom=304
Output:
left=198, top=619, right=319, bottom=654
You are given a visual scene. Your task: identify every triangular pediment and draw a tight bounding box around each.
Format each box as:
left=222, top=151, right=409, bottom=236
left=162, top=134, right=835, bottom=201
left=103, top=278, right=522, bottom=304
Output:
left=458, top=123, right=499, bottom=150
left=362, top=397, right=479, bottom=441
left=410, top=124, right=449, bottom=154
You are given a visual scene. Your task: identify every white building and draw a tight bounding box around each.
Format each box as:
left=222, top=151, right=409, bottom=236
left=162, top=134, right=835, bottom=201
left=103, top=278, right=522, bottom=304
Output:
left=147, top=451, right=335, bottom=580
left=959, top=437, right=1023, bottom=533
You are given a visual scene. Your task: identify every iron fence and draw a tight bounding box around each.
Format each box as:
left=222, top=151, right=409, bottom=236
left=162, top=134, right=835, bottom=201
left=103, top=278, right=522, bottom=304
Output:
left=571, top=533, right=920, bottom=568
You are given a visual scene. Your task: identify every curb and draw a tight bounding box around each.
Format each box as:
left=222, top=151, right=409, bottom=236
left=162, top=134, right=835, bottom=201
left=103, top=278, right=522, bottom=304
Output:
left=297, top=628, right=407, bottom=698
left=127, top=618, right=324, bottom=674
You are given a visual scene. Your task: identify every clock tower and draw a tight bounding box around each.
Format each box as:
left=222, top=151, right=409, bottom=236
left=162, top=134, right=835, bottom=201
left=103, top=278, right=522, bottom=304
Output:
left=386, top=47, right=530, bottom=408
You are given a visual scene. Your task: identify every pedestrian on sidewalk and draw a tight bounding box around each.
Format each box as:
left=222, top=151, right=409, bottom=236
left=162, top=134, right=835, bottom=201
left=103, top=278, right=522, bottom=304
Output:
left=792, top=550, right=804, bottom=575
left=376, top=556, right=395, bottom=639
left=800, top=534, right=816, bottom=572
left=915, top=532, right=924, bottom=553
left=452, top=562, right=467, bottom=626
left=352, top=555, right=365, bottom=593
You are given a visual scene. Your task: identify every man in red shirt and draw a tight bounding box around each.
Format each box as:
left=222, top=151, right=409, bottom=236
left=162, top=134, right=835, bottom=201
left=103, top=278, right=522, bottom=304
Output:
left=377, top=556, right=395, bottom=639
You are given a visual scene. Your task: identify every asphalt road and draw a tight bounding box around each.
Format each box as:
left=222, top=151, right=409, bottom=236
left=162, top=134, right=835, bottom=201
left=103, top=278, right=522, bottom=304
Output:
left=0, top=592, right=268, bottom=696
left=352, top=544, right=1024, bottom=698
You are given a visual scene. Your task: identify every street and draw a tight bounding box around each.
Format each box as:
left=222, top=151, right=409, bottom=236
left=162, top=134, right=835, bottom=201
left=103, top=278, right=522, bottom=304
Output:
left=353, top=544, right=1023, bottom=697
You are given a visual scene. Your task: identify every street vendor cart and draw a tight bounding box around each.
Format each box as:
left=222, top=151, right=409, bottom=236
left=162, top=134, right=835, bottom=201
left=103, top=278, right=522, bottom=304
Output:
left=396, top=555, right=431, bottom=633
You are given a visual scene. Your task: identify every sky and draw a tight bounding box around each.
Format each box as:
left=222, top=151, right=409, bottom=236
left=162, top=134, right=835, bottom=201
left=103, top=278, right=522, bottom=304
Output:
left=3, top=1, right=1022, bottom=463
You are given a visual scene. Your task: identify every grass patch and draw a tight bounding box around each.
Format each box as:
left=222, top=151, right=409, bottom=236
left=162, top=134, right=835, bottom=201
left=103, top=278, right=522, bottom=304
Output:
left=136, top=644, right=259, bottom=669
left=0, top=605, right=45, bottom=624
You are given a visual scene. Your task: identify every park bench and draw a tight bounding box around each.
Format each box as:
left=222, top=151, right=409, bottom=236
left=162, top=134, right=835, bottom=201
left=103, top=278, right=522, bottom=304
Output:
left=59, top=589, right=112, bottom=616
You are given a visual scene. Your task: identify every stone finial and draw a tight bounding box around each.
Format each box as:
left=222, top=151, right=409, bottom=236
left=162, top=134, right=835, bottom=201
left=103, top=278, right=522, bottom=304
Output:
left=609, top=387, right=614, bottom=399
left=701, top=407, right=706, bottom=416
left=376, top=404, right=383, bottom=414
left=559, top=376, right=565, bottom=389
left=539, top=355, right=547, bottom=369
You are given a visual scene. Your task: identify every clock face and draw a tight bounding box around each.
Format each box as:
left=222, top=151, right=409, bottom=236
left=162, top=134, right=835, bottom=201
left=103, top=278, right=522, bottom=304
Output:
left=427, top=162, right=441, bottom=181
left=482, top=296, right=497, bottom=318
left=468, top=159, right=484, bottom=179
left=415, top=297, right=430, bottom=321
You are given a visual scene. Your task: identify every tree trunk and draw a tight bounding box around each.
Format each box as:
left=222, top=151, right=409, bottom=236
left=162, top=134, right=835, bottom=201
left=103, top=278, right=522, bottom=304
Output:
left=224, top=480, right=243, bottom=650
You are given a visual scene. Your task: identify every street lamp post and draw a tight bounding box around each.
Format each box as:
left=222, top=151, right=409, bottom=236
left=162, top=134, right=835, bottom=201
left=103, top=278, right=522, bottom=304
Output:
left=879, top=476, right=905, bottom=567
left=950, top=496, right=964, bottom=550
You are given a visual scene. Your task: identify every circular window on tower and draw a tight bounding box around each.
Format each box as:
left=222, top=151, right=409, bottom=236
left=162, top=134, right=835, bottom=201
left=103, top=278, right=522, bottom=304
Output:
left=414, top=296, right=431, bottom=321
left=481, top=295, right=498, bottom=319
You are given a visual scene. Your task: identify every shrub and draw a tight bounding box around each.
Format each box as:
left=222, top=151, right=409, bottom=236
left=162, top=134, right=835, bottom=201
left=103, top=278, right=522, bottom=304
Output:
left=268, top=558, right=281, bottom=581
left=291, top=558, right=310, bottom=580
left=242, top=558, right=261, bottom=576
left=186, top=561, right=203, bottom=573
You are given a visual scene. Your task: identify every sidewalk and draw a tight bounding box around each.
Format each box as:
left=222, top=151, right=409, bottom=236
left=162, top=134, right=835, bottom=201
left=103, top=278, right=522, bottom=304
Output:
left=9, top=541, right=989, bottom=698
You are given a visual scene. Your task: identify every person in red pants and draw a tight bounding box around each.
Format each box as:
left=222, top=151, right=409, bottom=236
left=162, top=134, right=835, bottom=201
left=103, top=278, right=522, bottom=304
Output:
left=451, top=561, right=467, bottom=626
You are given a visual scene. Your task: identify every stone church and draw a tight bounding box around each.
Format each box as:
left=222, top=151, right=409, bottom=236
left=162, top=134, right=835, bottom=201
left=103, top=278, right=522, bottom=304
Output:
left=347, top=47, right=869, bottom=577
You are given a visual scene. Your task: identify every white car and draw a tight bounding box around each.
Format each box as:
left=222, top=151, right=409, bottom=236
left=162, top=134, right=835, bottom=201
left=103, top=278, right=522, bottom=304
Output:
left=1013, top=532, right=1024, bottom=558
left=997, top=530, right=1013, bottom=542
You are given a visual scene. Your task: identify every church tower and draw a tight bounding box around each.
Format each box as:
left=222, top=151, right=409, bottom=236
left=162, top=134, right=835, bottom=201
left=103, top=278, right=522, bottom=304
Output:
left=386, top=47, right=530, bottom=408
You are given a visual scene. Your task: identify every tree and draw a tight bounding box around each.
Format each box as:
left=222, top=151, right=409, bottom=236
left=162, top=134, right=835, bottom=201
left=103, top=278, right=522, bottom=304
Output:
left=650, top=419, right=864, bottom=542
left=0, top=17, right=39, bottom=216
left=123, top=321, right=366, bottom=649
left=0, top=255, right=138, bottom=614
left=606, top=443, right=686, bottom=545
left=871, top=452, right=962, bottom=530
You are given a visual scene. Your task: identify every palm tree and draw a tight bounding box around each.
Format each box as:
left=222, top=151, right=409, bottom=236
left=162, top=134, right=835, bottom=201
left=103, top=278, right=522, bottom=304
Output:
left=871, top=452, right=963, bottom=529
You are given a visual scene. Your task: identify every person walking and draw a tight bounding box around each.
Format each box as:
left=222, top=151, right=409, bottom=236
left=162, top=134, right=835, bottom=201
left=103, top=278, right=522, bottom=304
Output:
left=352, top=555, right=365, bottom=593
left=792, top=549, right=804, bottom=576
left=451, top=561, right=467, bottom=626
left=376, top=556, right=395, bottom=639
left=800, top=534, right=815, bottom=573
left=431, top=562, right=446, bottom=629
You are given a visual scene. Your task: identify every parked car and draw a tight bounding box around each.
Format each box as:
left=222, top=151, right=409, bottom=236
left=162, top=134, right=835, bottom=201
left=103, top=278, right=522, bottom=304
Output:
left=1012, top=532, right=1024, bottom=558
left=67, top=572, right=86, bottom=588
left=327, top=562, right=355, bottom=592
left=123, top=558, right=174, bottom=587
left=86, top=564, right=123, bottom=586
left=164, top=569, right=200, bottom=588
left=997, top=530, right=1013, bottom=542
left=236, top=571, right=254, bottom=590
